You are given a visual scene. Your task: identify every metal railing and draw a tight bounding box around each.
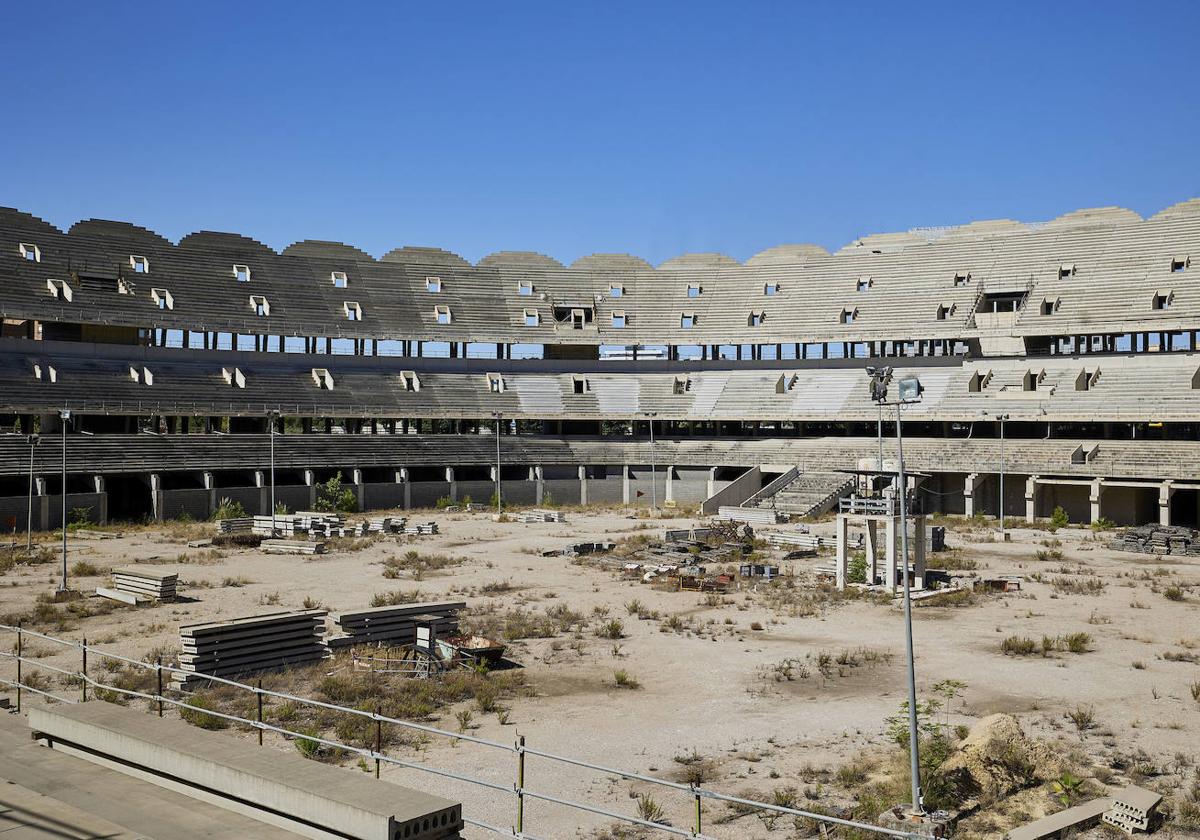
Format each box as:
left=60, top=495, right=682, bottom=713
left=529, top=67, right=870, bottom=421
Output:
left=0, top=624, right=925, bottom=839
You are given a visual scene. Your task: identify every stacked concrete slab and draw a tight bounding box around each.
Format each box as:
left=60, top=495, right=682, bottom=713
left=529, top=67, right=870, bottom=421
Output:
left=1114, top=524, right=1200, bottom=555
left=328, top=601, right=464, bottom=649
left=111, top=567, right=177, bottom=600
left=1102, top=785, right=1161, bottom=835
left=174, top=610, right=329, bottom=689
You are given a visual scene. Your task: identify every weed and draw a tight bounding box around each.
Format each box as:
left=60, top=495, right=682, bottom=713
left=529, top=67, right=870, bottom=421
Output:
left=613, top=669, right=641, bottom=689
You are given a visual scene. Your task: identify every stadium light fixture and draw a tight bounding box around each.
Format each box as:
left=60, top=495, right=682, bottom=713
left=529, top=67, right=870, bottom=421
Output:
left=865, top=370, right=924, bottom=817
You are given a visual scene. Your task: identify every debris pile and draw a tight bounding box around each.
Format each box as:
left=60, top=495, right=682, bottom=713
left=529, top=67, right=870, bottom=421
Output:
left=1113, top=524, right=1200, bottom=556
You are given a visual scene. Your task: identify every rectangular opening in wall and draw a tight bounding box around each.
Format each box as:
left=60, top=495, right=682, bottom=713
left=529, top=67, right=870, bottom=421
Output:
left=250, top=295, right=269, bottom=317
left=953, top=272, right=970, bottom=286
left=840, top=307, right=857, bottom=324
left=1058, top=263, right=1076, bottom=279
left=764, top=282, right=779, bottom=296
left=673, top=376, right=691, bottom=394
left=233, top=264, right=251, bottom=282
left=1171, top=256, right=1190, bottom=273
left=343, top=301, right=362, bottom=320
left=523, top=309, right=539, bottom=327
left=19, top=243, right=40, bottom=262
left=331, top=271, right=348, bottom=289
left=680, top=312, right=695, bottom=329
left=749, top=311, right=764, bottom=326
left=856, top=277, right=872, bottom=292
left=151, top=288, right=173, bottom=310
left=426, top=276, right=442, bottom=292
left=434, top=305, right=451, bottom=325
left=486, top=373, right=505, bottom=393
left=572, top=375, right=589, bottom=394
left=518, top=280, right=533, bottom=296
left=130, top=255, right=149, bottom=274
left=400, top=370, right=421, bottom=391
left=312, top=368, right=334, bottom=389
left=609, top=284, right=624, bottom=298
left=611, top=311, right=626, bottom=328
left=1040, top=297, right=1059, bottom=316
left=47, top=279, right=72, bottom=302
left=1153, top=291, right=1173, bottom=310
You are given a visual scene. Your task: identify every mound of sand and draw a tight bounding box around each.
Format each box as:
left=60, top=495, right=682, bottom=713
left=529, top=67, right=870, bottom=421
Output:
left=938, top=713, right=1063, bottom=805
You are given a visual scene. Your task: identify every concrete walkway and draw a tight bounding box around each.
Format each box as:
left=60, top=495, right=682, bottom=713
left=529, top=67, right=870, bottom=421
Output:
left=0, top=708, right=302, bottom=839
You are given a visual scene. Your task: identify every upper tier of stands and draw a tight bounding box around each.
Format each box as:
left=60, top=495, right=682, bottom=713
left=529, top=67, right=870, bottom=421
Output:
left=3, top=199, right=1198, bottom=347
left=3, top=340, right=1198, bottom=422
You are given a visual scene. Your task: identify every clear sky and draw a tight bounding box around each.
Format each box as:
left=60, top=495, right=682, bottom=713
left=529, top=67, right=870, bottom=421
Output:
left=3, top=1, right=1198, bottom=265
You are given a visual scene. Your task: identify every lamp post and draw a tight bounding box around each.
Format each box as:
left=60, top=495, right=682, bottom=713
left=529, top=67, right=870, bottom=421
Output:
left=58, top=410, right=70, bottom=593
left=867, top=368, right=924, bottom=817
left=26, top=433, right=38, bottom=553
left=268, top=410, right=279, bottom=535
left=491, top=412, right=502, bottom=514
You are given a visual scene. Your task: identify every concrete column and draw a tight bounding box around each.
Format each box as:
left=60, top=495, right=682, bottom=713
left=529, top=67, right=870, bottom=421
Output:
left=1025, top=475, right=1038, bottom=522
left=203, top=471, right=216, bottom=518
left=864, top=519, right=878, bottom=585
left=304, top=469, right=317, bottom=510
left=396, top=468, right=411, bottom=510
left=885, top=517, right=899, bottom=592
left=835, top=514, right=849, bottom=590
left=706, top=467, right=719, bottom=498
left=913, top=516, right=926, bottom=590
left=150, top=473, right=163, bottom=522
left=446, top=467, right=457, bottom=502
left=665, top=465, right=676, bottom=504
left=534, top=465, right=544, bottom=505
left=964, top=473, right=982, bottom=517
left=578, top=465, right=588, bottom=505
left=1159, top=480, right=1174, bottom=526
left=352, top=469, right=365, bottom=512
left=1089, top=478, right=1104, bottom=524
left=92, top=476, right=108, bottom=525
left=622, top=465, right=632, bottom=504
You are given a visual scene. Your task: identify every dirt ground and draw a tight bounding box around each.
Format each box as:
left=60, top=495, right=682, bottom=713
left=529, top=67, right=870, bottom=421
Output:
left=2, top=506, right=1198, bottom=839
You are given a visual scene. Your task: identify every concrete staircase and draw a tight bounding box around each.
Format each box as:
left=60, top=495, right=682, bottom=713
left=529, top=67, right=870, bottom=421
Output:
left=755, top=470, right=856, bottom=518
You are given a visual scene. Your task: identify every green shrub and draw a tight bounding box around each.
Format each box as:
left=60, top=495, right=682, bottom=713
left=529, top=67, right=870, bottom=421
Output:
left=1164, top=585, right=1185, bottom=602
left=1049, top=506, right=1069, bottom=530
left=211, top=498, right=248, bottom=521
left=1001, top=636, right=1037, bottom=655
left=613, top=669, right=641, bottom=689
left=848, top=552, right=867, bottom=584
left=435, top=496, right=454, bottom=509
left=180, top=694, right=228, bottom=730
left=315, top=472, right=357, bottom=513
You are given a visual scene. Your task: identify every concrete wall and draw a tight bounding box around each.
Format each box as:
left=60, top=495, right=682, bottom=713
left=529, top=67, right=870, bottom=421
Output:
left=542, top=478, right=582, bottom=506
left=499, top=479, right=537, bottom=506
left=409, top=481, right=451, bottom=509
left=586, top=476, right=624, bottom=503
left=672, top=466, right=710, bottom=504
left=1036, top=483, right=1090, bottom=524
left=1102, top=485, right=1156, bottom=526
left=160, top=488, right=210, bottom=522
left=362, top=482, right=405, bottom=511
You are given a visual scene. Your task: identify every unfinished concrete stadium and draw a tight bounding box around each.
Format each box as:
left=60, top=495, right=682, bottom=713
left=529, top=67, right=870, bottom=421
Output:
left=3, top=199, right=1200, bottom=528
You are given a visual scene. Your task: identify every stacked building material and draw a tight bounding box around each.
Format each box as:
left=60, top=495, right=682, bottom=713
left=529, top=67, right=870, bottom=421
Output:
left=1115, top=524, right=1200, bottom=556
left=251, top=516, right=300, bottom=536
left=1102, top=784, right=1161, bottom=834
left=517, top=509, right=567, bottom=523
left=173, top=610, right=328, bottom=689
left=216, top=518, right=253, bottom=535
left=402, top=521, right=438, bottom=535
left=261, top=539, right=325, bottom=555
left=112, top=566, right=178, bottom=600
left=327, top=601, right=464, bottom=649
left=717, top=506, right=783, bottom=525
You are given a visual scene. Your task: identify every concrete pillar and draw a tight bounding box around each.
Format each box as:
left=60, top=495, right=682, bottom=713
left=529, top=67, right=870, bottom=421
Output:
left=445, top=467, right=457, bottom=502
left=1159, top=480, right=1174, bottom=526
left=964, top=473, right=983, bottom=517
left=396, top=468, right=411, bottom=510
left=885, top=517, right=899, bottom=592
left=835, top=514, right=849, bottom=590
left=203, top=471, right=216, bottom=518
left=665, top=465, right=676, bottom=504
left=706, top=467, right=719, bottom=498
left=150, top=473, right=163, bottom=522
left=578, top=465, right=588, bottom=506
left=622, top=465, right=632, bottom=504
left=304, top=469, right=317, bottom=510
left=913, top=516, right=926, bottom=590
left=1089, top=478, right=1104, bottom=524
left=352, top=469, right=365, bottom=512
left=864, top=519, right=878, bottom=585
left=1025, top=475, right=1038, bottom=522
left=92, top=476, right=108, bottom=525
left=534, top=465, right=544, bottom=505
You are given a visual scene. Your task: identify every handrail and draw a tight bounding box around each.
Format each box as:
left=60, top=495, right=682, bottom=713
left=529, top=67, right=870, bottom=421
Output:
left=740, top=466, right=798, bottom=508
left=0, top=624, right=924, bottom=839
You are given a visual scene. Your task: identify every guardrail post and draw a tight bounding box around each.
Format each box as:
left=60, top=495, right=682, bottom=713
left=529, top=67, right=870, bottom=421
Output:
left=256, top=679, right=264, bottom=746
left=80, top=637, right=87, bottom=701
left=374, top=704, right=382, bottom=779
left=693, top=785, right=702, bottom=836
left=15, top=624, right=22, bottom=712
left=156, top=657, right=164, bottom=717
left=516, top=735, right=525, bottom=834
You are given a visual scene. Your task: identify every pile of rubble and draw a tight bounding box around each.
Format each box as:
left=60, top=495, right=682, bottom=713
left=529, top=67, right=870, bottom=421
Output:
left=215, top=513, right=438, bottom=543
left=1113, top=524, right=1200, bottom=556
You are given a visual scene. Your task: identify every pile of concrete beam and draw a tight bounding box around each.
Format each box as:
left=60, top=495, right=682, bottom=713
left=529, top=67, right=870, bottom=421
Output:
left=1114, top=524, right=1200, bottom=556
left=251, top=516, right=298, bottom=537
left=327, top=601, right=465, bottom=649
left=173, top=610, right=329, bottom=689
left=718, top=506, right=784, bottom=525
left=111, top=566, right=177, bottom=600
left=517, top=509, right=567, bottom=523
left=542, top=541, right=615, bottom=557
left=401, top=521, right=438, bottom=535
left=1102, top=784, right=1161, bottom=834
left=665, top=527, right=716, bottom=542
left=216, top=518, right=254, bottom=535
left=261, top=539, right=325, bottom=556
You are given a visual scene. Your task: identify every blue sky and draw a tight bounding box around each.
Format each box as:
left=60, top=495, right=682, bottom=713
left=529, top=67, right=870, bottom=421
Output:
left=3, top=1, right=1198, bottom=265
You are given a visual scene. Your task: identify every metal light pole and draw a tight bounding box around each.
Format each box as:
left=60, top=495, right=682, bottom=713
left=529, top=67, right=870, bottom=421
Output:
left=984, top=411, right=1010, bottom=538
left=877, top=402, right=884, bottom=493
left=868, top=369, right=924, bottom=817
left=646, top=412, right=658, bottom=511
left=492, top=412, right=502, bottom=513
left=26, top=434, right=38, bottom=552
left=58, top=410, right=70, bottom=593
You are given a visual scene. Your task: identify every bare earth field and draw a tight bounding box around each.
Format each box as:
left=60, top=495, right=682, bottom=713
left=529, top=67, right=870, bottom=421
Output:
left=2, top=506, right=1199, bottom=839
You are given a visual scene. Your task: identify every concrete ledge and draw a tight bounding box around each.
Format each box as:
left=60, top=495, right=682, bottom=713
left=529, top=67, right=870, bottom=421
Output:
left=27, top=701, right=463, bottom=840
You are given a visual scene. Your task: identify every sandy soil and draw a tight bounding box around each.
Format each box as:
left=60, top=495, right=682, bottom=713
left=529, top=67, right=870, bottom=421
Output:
left=2, top=508, right=1198, bottom=839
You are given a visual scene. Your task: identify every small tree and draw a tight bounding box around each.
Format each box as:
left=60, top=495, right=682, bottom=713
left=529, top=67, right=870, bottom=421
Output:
left=848, top=551, right=868, bottom=584
left=212, top=497, right=248, bottom=521
left=315, top=472, right=357, bottom=513
left=1049, top=506, right=1069, bottom=531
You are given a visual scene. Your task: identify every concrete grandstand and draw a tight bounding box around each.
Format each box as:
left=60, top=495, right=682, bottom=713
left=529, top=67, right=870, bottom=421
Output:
left=3, top=199, right=1200, bottom=529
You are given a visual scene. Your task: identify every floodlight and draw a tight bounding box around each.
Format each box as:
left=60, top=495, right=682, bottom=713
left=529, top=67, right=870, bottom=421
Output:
left=897, top=376, right=923, bottom=403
